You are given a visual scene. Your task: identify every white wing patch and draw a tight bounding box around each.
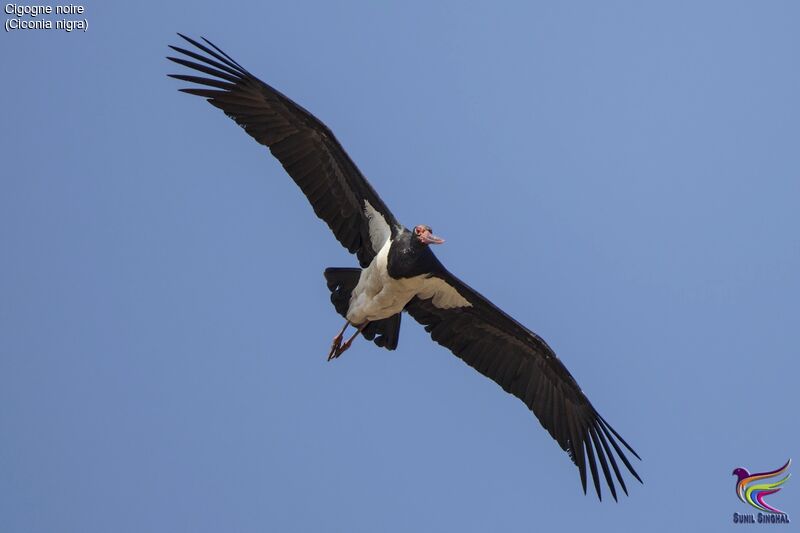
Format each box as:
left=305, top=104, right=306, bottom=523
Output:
left=363, top=200, right=391, bottom=253
left=417, top=277, right=472, bottom=309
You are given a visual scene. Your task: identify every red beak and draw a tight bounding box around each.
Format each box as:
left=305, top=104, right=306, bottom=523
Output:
left=421, top=230, right=444, bottom=245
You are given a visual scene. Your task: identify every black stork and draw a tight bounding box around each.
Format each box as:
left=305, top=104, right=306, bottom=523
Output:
left=167, top=34, right=642, bottom=501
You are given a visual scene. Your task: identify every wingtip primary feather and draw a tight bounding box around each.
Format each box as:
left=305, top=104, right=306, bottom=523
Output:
left=593, top=421, right=629, bottom=496
left=598, top=414, right=642, bottom=461
left=201, top=36, right=248, bottom=72
left=596, top=416, right=643, bottom=485
left=589, top=425, right=617, bottom=502
left=173, top=33, right=248, bottom=77
left=583, top=432, right=602, bottom=501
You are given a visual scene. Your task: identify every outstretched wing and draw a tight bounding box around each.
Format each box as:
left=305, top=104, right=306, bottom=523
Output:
left=167, top=34, right=400, bottom=267
left=405, top=268, right=642, bottom=500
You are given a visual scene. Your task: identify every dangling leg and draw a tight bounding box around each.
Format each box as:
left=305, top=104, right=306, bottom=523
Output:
left=328, top=322, right=368, bottom=360
left=327, top=321, right=350, bottom=361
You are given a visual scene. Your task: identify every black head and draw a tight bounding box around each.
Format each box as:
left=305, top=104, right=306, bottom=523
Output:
left=387, top=225, right=445, bottom=279
left=413, top=224, right=444, bottom=246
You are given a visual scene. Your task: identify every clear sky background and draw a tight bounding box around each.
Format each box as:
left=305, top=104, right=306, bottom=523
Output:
left=2, top=2, right=798, bottom=532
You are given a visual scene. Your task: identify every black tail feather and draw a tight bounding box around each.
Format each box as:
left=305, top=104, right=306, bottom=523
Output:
left=323, top=267, right=402, bottom=351
left=324, top=267, right=360, bottom=317
left=362, top=313, right=402, bottom=350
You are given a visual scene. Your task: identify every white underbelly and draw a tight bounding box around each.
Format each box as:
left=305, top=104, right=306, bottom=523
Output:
left=347, top=275, right=424, bottom=324
left=346, top=241, right=425, bottom=325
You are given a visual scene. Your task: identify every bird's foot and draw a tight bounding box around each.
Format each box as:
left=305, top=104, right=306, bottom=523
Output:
left=327, top=332, right=344, bottom=361
left=326, top=321, right=365, bottom=361
left=328, top=336, right=357, bottom=361
left=327, top=321, right=351, bottom=361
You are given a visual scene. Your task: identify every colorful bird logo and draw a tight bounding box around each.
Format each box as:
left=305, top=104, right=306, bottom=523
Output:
left=732, top=459, right=791, bottom=514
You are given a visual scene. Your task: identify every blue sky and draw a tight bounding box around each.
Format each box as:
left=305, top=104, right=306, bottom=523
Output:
left=2, top=2, right=798, bottom=531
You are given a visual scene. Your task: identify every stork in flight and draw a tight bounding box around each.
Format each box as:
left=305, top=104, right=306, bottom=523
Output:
left=168, top=34, right=642, bottom=501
